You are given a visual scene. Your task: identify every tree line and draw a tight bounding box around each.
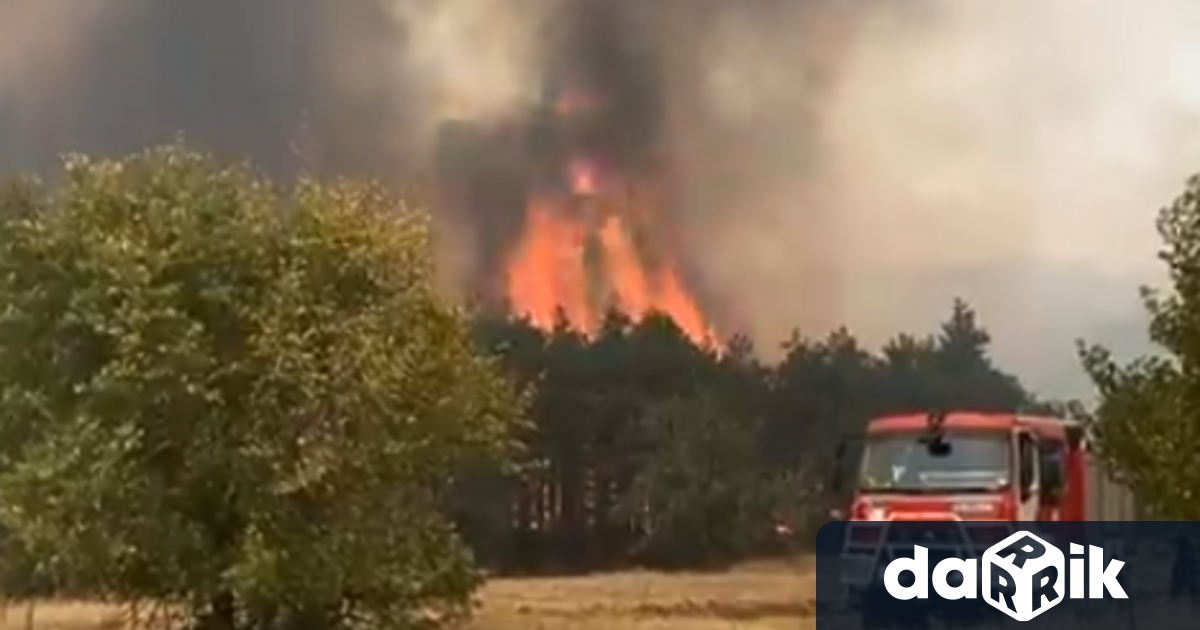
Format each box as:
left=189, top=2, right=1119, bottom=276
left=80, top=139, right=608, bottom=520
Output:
left=461, top=298, right=1046, bottom=573
left=0, top=145, right=1191, bottom=630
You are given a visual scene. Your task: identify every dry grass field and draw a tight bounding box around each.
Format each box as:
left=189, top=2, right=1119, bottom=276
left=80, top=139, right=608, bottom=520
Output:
left=464, top=557, right=817, bottom=630
left=0, top=558, right=816, bottom=630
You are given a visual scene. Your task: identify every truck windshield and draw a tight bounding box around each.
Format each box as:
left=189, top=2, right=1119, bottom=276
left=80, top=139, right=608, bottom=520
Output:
left=858, top=430, right=1010, bottom=492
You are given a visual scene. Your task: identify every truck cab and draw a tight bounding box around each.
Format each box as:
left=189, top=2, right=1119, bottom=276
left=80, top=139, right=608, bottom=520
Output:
left=831, top=412, right=1068, bottom=612
left=836, top=412, right=1066, bottom=524
left=828, top=411, right=1136, bottom=622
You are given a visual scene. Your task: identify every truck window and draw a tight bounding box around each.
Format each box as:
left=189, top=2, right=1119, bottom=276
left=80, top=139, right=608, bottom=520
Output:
left=858, top=430, right=1010, bottom=492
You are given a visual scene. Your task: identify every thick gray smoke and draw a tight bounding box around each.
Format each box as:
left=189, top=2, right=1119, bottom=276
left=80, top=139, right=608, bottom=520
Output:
left=0, top=0, right=552, bottom=293
left=675, top=0, right=1200, bottom=394
left=0, top=0, right=456, bottom=179
left=2, top=0, right=1196, bottom=394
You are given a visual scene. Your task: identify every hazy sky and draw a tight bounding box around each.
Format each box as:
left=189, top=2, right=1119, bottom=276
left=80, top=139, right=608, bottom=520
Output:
left=2, top=0, right=1197, bottom=397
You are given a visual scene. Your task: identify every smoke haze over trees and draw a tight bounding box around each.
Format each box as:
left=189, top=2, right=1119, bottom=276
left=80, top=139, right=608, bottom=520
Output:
left=2, top=0, right=1198, bottom=396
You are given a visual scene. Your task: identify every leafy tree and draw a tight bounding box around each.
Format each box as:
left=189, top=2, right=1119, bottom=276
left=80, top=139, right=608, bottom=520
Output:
left=878, top=333, right=940, bottom=412
left=767, top=328, right=880, bottom=471
left=1081, top=175, right=1200, bottom=520
left=614, top=392, right=801, bottom=568
left=0, top=146, right=525, bottom=629
left=929, top=298, right=1027, bottom=411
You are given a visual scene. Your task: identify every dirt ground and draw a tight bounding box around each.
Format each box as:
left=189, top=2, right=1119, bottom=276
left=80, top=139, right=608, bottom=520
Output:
left=0, top=559, right=816, bottom=630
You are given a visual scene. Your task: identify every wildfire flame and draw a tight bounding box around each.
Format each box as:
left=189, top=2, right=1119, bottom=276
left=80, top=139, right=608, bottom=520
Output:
left=504, top=158, right=719, bottom=349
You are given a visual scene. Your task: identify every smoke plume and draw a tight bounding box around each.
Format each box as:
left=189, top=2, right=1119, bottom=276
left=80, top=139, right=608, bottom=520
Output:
left=2, top=0, right=1198, bottom=393
left=673, top=0, right=1200, bottom=388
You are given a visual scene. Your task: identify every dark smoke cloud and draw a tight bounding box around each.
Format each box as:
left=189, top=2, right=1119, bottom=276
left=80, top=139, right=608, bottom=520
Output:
left=431, top=0, right=853, bottom=324
left=543, top=0, right=664, bottom=170
left=0, top=0, right=549, bottom=294
left=433, top=0, right=682, bottom=305
left=1, top=0, right=1190, bottom=396
left=0, top=0, right=828, bottom=322
left=0, top=0, right=412, bottom=179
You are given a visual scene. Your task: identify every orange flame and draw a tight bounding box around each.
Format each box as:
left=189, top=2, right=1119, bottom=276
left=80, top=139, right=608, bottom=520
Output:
left=505, top=198, right=594, bottom=332
left=504, top=171, right=719, bottom=349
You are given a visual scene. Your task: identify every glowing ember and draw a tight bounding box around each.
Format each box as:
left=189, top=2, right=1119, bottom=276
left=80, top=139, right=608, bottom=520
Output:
left=567, top=157, right=599, bottom=195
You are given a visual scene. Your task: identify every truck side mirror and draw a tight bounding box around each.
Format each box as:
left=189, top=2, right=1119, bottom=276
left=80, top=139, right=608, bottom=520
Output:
left=924, top=435, right=951, bottom=457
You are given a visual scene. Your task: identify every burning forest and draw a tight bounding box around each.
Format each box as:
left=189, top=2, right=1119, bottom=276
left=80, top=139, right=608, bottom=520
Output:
left=432, top=0, right=720, bottom=348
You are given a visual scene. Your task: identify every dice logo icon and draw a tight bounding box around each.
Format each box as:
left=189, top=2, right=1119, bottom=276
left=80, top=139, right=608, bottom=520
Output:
left=982, top=531, right=1064, bottom=621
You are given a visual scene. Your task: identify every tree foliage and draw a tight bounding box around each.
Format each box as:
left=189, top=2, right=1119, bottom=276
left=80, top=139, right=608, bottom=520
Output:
left=614, top=392, right=799, bottom=568
left=0, top=146, right=525, bottom=630
left=1081, top=175, right=1200, bottom=520
left=466, top=299, right=1044, bottom=572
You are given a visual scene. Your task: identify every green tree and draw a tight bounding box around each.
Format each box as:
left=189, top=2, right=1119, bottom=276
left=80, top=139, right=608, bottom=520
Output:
left=768, top=328, right=880, bottom=472
left=615, top=392, right=800, bottom=568
left=0, top=146, right=525, bottom=629
left=928, top=298, right=1027, bottom=411
left=1081, top=176, right=1200, bottom=520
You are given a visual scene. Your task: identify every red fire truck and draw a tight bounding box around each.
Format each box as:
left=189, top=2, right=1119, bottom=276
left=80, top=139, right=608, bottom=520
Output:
left=832, top=410, right=1135, bottom=524
left=829, top=410, right=1137, bottom=603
